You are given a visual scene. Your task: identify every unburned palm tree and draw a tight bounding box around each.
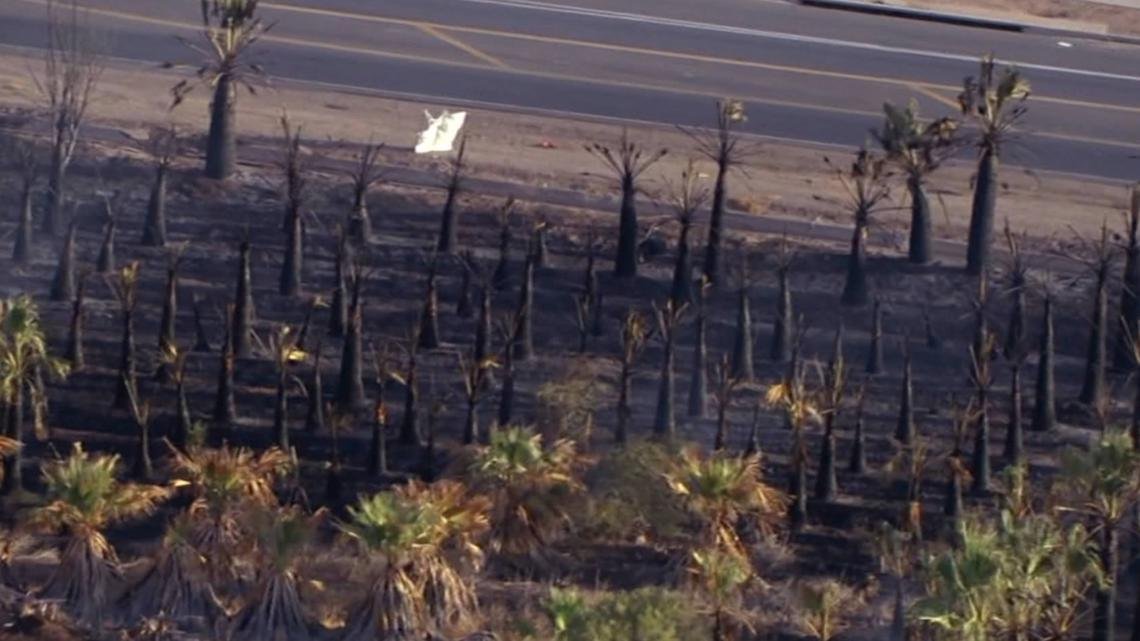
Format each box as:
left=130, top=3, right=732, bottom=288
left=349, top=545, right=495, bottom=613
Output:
left=119, top=514, right=223, bottom=627
left=688, top=546, right=752, bottom=641
left=230, top=506, right=317, bottom=641
left=872, top=100, right=957, bottom=264
left=0, top=295, right=68, bottom=496
left=467, top=425, right=582, bottom=561
left=31, top=444, right=168, bottom=624
left=960, top=55, right=1030, bottom=275
left=172, top=0, right=270, bottom=179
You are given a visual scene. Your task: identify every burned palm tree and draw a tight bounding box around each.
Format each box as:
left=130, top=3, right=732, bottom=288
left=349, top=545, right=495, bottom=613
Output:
left=573, top=290, right=593, bottom=354
left=532, top=219, right=549, bottom=269
left=848, top=383, right=868, bottom=475
left=731, top=255, right=755, bottom=381
left=679, top=99, right=750, bottom=285
left=95, top=204, right=116, bottom=274
left=960, top=55, right=1031, bottom=275
left=969, top=318, right=996, bottom=497
left=712, top=354, right=742, bottom=451
left=865, top=299, right=885, bottom=375
left=192, top=294, right=211, bottom=353
left=156, top=247, right=185, bottom=383
left=278, top=115, right=307, bottom=298
left=123, top=375, right=154, bottom=481
left=497, top=313, right=525, bottom=429
left=459, top=349, right=498, bottom=445
left=303, top=336, right=324, bottom=434
left=139, top=125, right=179, bottom=247
left=213, top=304, right=238, bottom=427
left=64, top=270, right=88, bottom=371
left=367, top=347, right=397, bottom=476
left=268, top=326, right=304, bottom=451
left=336, top=265, right=367, bottom=413
left=766, top=348, right=818, bottom=531
left=1114, top=184, right=1140, bottom=372
left=1002, top=225, right=1031, bottom=464
left=1031, top=287, right=1057, bottom=432
left=770, top=238, right=796, bottom=363
left=232, top=239, right=256, bottom=358
left=832, top=149, right=892, bottom=306
left=492, top=197, right=514, bottom=290
left=398, top=331, right=421, bottom=446
left=457, top=251, right=476, bottom=318
left=329, top=228, right=351, bottom=338
left=160, top=346, right=195, bottom=450
left=418, top=255, right=442, bottom=351
left=172, top=0, right=269, bottom=179
left=816, top=322, right=847, bottom=501
left=1075, top=222, right=1115, bottom=406
left=345, top=140, right=384, bottom=245
left=436, top=135, right=468, bottom=254
left=668, top=160, right=708, bottom=306
left=615, top=309, right=651, bottom=444
left=689, top=280, right=711, bottom=419
left=110, top=261, right=141, bottom=411
left=652, top=300, right=687, bottom=439
left=513, top=249, right=536, bottom=361
left=38, top=0, right=102, bottom=235
left=872, top=100, right=957, bottom=264
left=943, top=398, right=976, bottom=528
left=49, top=218, right=77, bottom=302
left=585, top=129, right=667, bottom=278
left=9, top=137, right=37, bottom=264
left=895, top=341, right=914, bottom=445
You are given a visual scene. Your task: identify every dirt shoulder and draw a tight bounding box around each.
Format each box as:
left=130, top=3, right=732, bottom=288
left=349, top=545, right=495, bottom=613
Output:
left=895, top=0, right=1140, bottom=37
left=0, top=51, right=1131, bottom=261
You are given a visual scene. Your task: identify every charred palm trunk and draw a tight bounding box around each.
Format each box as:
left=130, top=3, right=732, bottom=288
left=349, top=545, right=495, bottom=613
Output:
left=944, top=456, right=964, bottom=525
left=65, top=277, right=86, bottom=371
left=192, top=297, right=211, bottom=353
left=436, top=142, right=465, bottom=254
left=965, top=145, right=999, bottom=276
left=1004, top=366, right=1023, bottom=464
left=463, top=392, right=479, bottom=446
left=205, top=72, right=236, bottom=180
left=815, top=414, right=838, bottom=501
left=213, top=312, right=237, bottom=426
left=329, top=239, right=350, bottom=338
left=653, top=322, right=676, bottom=439
left=688, top=291, right=708, bottom=419
left=49, top=221, right=76, bottom=302
left=113, top=305, right=137, bottom=411
left=493, top=223, right=511, bottom=290
left=96, top=218, right=115, bottom=274
left=336, top=275, right=366, bottom=413
left=770, top=266, right=793, bottom=362
left=174, top=372, right=193, bottom=450
left=1032, top=296, right=1056, bottom=431
left=533, top=225, right=548, bottom=269
left=280, top=206, right=303, bottom=298
left=233, top=241, right=255, bottom=359
left=418, top=264, right=441, bottom=351
left=42, top=144, right=65, bottom=236
left=713, top=396, right=729, bottom=451
left=1094, top=524, right=1119, bottom=641
left=592, top=289, right=606, bottom=338
left=13, top=181, right=33, bottom=264
left=789, top=434, right=808, bottom=531
left=1080, top=263, right=1110, bottom=406
left=369, top=395, right=388, bottom=476
left=156, top=266, right=178, bottom=383
left=272, top=365, right=289, bottom=451
left=614, top=174, right=639, bottom=278
left=399, top=353, right=420, bottom=445
left=841, top=213, right=869, bottom=306
left=456, top=254, right=474, bottom=318
left=132, top=414, right=153, bottom=481
left=513, top=254, right=535, bottom=361
left=475, top=286, right=491, bottom=364
left=141, top=164, right=168, bottom=246
left=895, top=351, right=914, bottom=444
left=349, top=186, right=371, bottom=246
left=907, top=173, right=932, bottom=264
left=1, top=387, right=24, bottom=495
left=744, top=405, right=760, bottom=457
left=616, top=358, right=631, bottom=445
left=970, top=386, right=991, bottom=496
left=670, top=220, right=693, bottom=306
left=866, top=300, right=885, bottom=375
left=731, top=286, right=754, bottom=381
left=849, top=399, right=867, bottom=474
left=703, top=157, right=729, bottom=286
left=305, top=342, right=324, bottom=434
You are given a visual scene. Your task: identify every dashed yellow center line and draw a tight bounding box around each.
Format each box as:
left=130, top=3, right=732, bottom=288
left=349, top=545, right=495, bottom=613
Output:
left=909, top=83, right=960, bottom=110
left=416, top=23, right=511, bottom=70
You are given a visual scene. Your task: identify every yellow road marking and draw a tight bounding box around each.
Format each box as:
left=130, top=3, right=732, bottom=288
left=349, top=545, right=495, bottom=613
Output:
left=416, top=23, right=510, bottom=70
left=910, top=83, right=959, bottom=110
left=9, top=0, right=1140, bottom=150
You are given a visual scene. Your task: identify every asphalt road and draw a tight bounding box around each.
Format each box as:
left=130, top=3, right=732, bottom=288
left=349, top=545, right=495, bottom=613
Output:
left=0, top=0, right=1138, bottom=180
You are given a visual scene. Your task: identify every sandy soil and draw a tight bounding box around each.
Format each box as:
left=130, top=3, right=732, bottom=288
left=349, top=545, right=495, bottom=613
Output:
left=900, top=0, right=1140, bottom=36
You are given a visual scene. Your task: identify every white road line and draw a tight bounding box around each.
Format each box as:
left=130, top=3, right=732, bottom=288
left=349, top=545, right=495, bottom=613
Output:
left=457, top=0, right=1140, bottom=84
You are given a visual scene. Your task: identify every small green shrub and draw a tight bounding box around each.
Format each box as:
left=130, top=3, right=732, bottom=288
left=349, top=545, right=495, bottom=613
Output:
left=580, top=441, right=694, bottom=543
left=545, top=586, right=703, bottom=641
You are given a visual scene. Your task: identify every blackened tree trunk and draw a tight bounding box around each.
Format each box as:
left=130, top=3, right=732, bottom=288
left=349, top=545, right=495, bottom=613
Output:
left=174, top=373, right=192, bottom=450
left=205, top=73, right=236, bottom=180
left=1, top=386, right=24, bottom=495
left=156, top=266, right=178, bottom=383
left=96, top=218, right=115, bottom=274
left=770, top=266, right=793, bottom=362
left=304, top=342, right=325, bottom=434
left=1080, top=263, right=1110, bottom=406
left=615, top=175, right=639, bottom=278
left=866, top=300, right=885, bottom=375
left=112, top=306, right=137, bottom=411
left=731, top=286, right=754, bottom=381
left=12, top=182, right=33, bottom=264
left=329, top=238, right=350, bottom=338
left=970, top=386, right=991, bottom=496
left=399, top=353, right=420, bottom=446
left=1004, top=365, right=1023, bottom=464
left=369, top=395, right=388, bottom=476
left=688, top=291, right=708, bottom=419
left=513, top=254, right=535, bottom=361
left=456, top=254, right=474, bottom=319
left=436, top=140, right=465, bottom=254
left=744, top=406, right=760, bottom=457
left=418, top=264, right=441, bottom=351
left=141, top=163, right=168, bottom=247
left=463, top=394, right=479, bottom=446
left=131, top=415, right=153, bottom=482
left=944, top=458, right=963, bottom=522
left=192, top=297, right=211, bottom=353
left=841, top=214, right=869, bottom=306
left=1093, top=524, right=1119, bottom=641
left=233, top=241, right=255, bottom=359
left=349, top=184, right=372, bottom=246
left=336, top=275, right=366, bottom=413
left=475, top=287, right=491, bottom=364
left=703, top=158, right=728, bottom=286
left=43, top=146, right=65, bottom=236
left=907, top=174, right=932, bottom=264
left=1005, top=274, right=1026, bottom=360
left=895, top=350, right=914, bottom=444
left=965, top=146, right=999, bottom=276
left=670, top=220, right=693, bottom=306
left=1032, top=296, right=1056, bottom=432
left=272, top=366, right=289, bottom=451
left=849, top=399, right=867, bottom=474
left=280, top=206, right=303, bottom=297
left=213, top=315, right=237, bottom=426
left=493, top=222, right=511, bottom=290
left=64, top=277, right=86, bottom=371
left=49, top=221, right=76, bottom=302
left=814, top=414, right=838, bottom=501
left=532, top=225, right=548, bottom=269
left=592, top=289, right=606, bottom=338
left=789, top=438, right=808, bottom=531
left=653, top=313, right=677, bottom=439
left=713, top=396, right=729, bottom=451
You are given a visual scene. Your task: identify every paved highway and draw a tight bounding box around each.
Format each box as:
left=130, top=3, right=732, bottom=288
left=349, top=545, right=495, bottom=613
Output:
left=0, top=0, right=1137, bottom=179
